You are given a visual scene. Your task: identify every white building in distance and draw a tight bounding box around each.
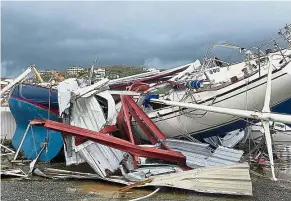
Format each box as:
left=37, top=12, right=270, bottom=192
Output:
left=67, top=66, right=84, bottom=75
left=143, top=68, right=160, bottom=72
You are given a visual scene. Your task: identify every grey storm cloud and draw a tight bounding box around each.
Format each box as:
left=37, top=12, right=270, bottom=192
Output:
left=1, top=1, right=291, bottom=77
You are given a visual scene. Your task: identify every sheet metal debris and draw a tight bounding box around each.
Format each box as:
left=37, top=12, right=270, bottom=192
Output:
left=1, top=107, right=16, bottom=140
left=76, top=141, right=125, bottom=178
left=34, top=119, right=187, bottom=165
left=1, top=169, right=27, bottom=178
left=203, top=129, right=245, bottom=148
left=120, top=164, right=182, bottom=182
left=146, top=163, right=252, bottom=196
left=6, top=27, right=291, bottom=198
left=33, top=168, right=102, bottom=180
left=165, top=139, right=243, bottom=168
left=206, top=146, right=244, bottom=167
left=165, top=139, right=212, bottom=168
left=63, top=91, right=124, bottom=178
left=221, top=129, right=245, bottom=148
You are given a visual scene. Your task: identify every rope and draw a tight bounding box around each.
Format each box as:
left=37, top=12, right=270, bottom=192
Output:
left=128, top=188, right=160, bottom=201
left=48, top=84, right=51, bottom=120
left=45, top=84, right=52, bottom=153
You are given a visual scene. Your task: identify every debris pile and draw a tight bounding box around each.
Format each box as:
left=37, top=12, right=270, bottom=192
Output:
left=1, top=24, right=291, bottom=199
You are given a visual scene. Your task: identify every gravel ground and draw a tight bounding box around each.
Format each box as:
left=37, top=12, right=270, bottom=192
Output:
left=1, top=176, right=291, bottom=201
left=1, top=179, right=99, bottom=201
left=251, top=177, right=291, bottom=201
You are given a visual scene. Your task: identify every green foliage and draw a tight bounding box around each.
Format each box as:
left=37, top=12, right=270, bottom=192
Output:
left=31, top=66, right=147, bottom=82
left=77, top=70, right=89, bottom=78
left=104, top=65, right=144, bottom=78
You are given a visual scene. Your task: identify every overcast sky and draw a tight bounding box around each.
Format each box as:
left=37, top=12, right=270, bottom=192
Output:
left=1, top=1, right=291, bottom=77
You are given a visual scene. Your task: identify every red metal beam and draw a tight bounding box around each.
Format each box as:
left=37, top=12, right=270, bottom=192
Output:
left=120, top=96, right=138, bottom=168
left=124, top=96, right=166, bottom=141
left=123, top=96, right=171, bottom=150
left=125, top=96, right=166, bottom=140
left=116, top=105, right=127, bottom=140
left=35, top=119, right=186, bottom=165
left=119, top=95, right=171, bottom=150
left=127, top=104, right=159, bottom=145
left=121, top=96, right=135, bottom=144
left=73, top=125, right=119, bottom=146
left=99, top=125, right=118, bottom=134
left=30, top=119, right=46, bottom=125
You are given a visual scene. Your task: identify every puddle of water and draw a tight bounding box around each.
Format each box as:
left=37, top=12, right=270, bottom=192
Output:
left=70, top=180, right=251, bottom=201
left=71, top=180, right=190, bottom=200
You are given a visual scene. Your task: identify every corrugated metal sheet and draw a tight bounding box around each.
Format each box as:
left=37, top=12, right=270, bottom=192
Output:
left=64, top=95, right=125, bottom=178
left=165, top=139, right=211, bottom=155
left=166, top=139, right=211, bottom=168
left=165, top=139, right=243, bottom=168
left=70, top=95, right=107, bottom=131
left=203, top=136, right=220, bottom=147
left=206, top=146, right=244, bottom=167
left=165, top=139, right=212, bottom=168
left=1, top=107, right=16, bottom=139
left=146, top=163, right=252, bottom=196
left=221, top=129, right=245, bottom=148
left=76, top=141, right=125, bottom=178
left=63, top=138, right=86, bottom=166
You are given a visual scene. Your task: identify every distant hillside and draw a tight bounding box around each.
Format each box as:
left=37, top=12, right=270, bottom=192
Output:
left=30, top=65, right=150, bottom=82
left=103, top=65, right=144, bottom=78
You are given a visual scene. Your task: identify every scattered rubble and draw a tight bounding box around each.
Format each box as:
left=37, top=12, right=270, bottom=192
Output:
left=1, top=24, right=291, bottom=199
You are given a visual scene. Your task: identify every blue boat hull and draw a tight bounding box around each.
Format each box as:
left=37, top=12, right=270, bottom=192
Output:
left=9, top=84, right=63, bottom=162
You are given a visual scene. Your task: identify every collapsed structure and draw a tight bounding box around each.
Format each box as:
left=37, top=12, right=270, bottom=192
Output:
left=2, top=23, right=291, bottom=198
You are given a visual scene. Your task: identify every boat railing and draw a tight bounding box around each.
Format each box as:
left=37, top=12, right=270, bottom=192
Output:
left=244, top=30, right=291, bottom=78
left=169, top=25, right=291, bottom=93
left=278, top=24, right=291, bottom=46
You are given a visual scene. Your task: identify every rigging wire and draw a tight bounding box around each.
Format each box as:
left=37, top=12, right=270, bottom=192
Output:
left=30, top=125, right=38, bottom=157
left=45, top=84, right=52, bottom=154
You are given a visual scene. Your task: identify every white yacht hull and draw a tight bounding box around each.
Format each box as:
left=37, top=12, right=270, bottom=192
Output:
left=133, top=62, right=291, bottom=139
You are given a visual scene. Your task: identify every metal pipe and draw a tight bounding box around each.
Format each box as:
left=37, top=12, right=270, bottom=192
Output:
left=0, top=66, right=32, bottom=97
left=0, top=144, right=15, bottom=153
left=13, top=124, right=31, bottom=161
left=32, top=65, right=44, bottom=83
left=150, top=99, right=291, bottom=125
